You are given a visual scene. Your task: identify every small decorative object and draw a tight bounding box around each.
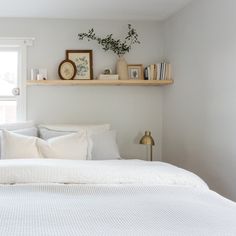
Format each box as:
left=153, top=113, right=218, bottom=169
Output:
left=38, top=69, right=48, bottom=80
left=66, top=50, right=93, bottom=80
left=58, top=59, right=77, bottom=80
left=78, top=24, right=140, bottom=80
left=104, top=68, right=112, bottom=75
left=128, top=64, right=144, bottom=80
left=139, top=131, right=155, bottom=161
left=31, top=69, right=39, bottom=80
left=36, top=74, right=46, bottom=80
left=31, top=68, right=48, bottom=80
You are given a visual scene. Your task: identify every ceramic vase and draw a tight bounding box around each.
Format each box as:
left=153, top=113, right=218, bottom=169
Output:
left=116, top=56, right=128, bottom=80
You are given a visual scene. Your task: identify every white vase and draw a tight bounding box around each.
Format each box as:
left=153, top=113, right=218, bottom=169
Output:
left=116, top=56, right=128, bottom=80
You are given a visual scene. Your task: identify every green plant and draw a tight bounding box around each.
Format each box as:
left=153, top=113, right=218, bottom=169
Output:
left=78, top=24, right=140, bottom=57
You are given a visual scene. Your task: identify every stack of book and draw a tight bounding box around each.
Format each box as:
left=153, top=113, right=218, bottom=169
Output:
left=98, top=74, right=119, bottom=80
left=144, top=62, right=172, bottom=80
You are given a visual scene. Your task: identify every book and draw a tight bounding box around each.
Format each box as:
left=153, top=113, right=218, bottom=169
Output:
left=166, top=63, right=172, bottom=80
left=156, top=64, right=161, bottom=80
left=160, top=63, right=164, bottom=80
left=147, top=66, right=151, bottom=80
left=98, top=74, right=119, bottom=80
left=162, top=63, right=166, bottom=80
left=144, top=67, right=148, bottom=80
left=144, top=62, right=172, bottom=81
left=153, top=64, right=157, bottom=80
left=150, top=64, right=155, bottom=80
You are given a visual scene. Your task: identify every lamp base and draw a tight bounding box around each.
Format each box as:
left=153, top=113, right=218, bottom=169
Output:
left=146, top=144, right=152, bottom=161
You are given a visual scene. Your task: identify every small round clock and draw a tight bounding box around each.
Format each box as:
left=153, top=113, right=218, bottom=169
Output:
left=58, top=59, right=77, bottom=80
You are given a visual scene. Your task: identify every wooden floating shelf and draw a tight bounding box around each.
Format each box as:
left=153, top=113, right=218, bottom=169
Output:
left=27, top=79, right=174, bottom=86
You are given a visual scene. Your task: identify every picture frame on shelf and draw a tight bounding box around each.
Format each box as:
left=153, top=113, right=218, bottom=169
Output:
left=66, top=50, right=93, bottom=80
left=127, top=64, right=144, bottom=80
left=58, top=59, right=77, bottom=80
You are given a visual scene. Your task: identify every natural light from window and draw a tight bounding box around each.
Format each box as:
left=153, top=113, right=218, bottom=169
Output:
left=0, top=51, right=18, bottom=123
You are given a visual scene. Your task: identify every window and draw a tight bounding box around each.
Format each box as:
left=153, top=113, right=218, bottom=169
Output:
left=0, top=38, right=33, bottom=123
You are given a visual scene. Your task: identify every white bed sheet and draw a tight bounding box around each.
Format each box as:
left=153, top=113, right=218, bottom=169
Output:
left=0, top=184, right=236, bottom=236
left=0, top=159, right=235, bottom=236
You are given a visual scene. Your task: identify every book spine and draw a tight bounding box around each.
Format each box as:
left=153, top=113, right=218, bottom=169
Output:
left=162, top=62, right=166, bottom=80
left=163, top=63, right=167, bottom=80
left=157, top=63, right=161, bottom=80
left=150, top=64, right=154, bottom=80
left=147, top=66, right=151, bottom=80
left=153, top=64, right=157, bottom=80
left=144, top=67, right=148, bottom=80
left=160, top=63, right=163, bottom=80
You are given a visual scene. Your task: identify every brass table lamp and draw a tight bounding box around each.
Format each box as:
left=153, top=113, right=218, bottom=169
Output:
left=139, top=131, right=155, bottom=161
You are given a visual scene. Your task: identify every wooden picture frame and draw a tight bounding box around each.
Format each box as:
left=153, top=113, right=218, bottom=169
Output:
left=58, top=59, right=77, bottom=80
left=127, top=64, right=144, bottom=80
left=66, top=50, right=93, bottom=80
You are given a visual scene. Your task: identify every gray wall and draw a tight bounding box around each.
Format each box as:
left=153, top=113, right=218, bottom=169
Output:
left=0, top=18, right=164, bottom=160
left=163, top=0, right=236, bottom=201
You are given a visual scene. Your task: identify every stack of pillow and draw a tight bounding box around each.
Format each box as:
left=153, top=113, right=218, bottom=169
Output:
left=0, top=121, right=121, bottom=160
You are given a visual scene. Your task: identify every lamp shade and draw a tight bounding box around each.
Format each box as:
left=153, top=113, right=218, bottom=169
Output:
left=139, top=131, right=155, bottom=145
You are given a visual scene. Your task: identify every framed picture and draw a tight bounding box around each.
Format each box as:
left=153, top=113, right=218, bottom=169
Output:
left=58, top=59, right=77, bottom=80
left=66, top=50, right=93, bottom=80
left=127, top=64, right=144, bottom=80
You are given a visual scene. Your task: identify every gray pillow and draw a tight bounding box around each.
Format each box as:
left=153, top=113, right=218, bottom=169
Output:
left=91, top=130, right=120, bottom=160
left=0, top=127, right=38, bottom=159
left=13, top=127, right=38, bottom=137
left=38, top=127, right=75, bottom=140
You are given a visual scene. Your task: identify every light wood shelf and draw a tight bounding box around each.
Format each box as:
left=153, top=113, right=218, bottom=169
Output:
left=27, top=79, right=173, bottom=86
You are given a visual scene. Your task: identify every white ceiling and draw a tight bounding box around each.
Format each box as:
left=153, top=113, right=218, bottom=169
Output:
left=0, top=0, right=193, bottom=21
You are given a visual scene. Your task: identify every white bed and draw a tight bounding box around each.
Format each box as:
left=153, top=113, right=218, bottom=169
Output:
left=0, top=159, right=235, bottom=236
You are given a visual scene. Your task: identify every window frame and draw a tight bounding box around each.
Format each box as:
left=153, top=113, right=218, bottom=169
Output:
left=0, top=38, right=34, bottom=122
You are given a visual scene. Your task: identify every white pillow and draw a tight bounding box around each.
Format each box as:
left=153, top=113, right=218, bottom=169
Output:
left=1, top=130, right=40, bottom=159
left=38, top=128, right=92, bottom=159
left=0, top=127, right=38, bottom=159
left=91, top=130, right=121, bottom=160
left=37, top=131, right=89, bottom=160
left=38, top=124, right=110, bottom=160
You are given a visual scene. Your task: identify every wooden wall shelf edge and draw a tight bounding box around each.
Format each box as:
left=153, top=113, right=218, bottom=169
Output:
left=27, top=79, right=174, bottom=86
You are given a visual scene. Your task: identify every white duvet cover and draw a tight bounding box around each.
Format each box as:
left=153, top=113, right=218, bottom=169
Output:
left=0, top=159, right=208, bottom=187
left=0, top=159, right=235, bottom=236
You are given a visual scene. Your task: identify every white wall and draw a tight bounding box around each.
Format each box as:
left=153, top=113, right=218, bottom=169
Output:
left=163, top=0, right=236, bottom=200
left=0, top=18, right=164, bottom=160
left=1, top=2, right=236, bottom=200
